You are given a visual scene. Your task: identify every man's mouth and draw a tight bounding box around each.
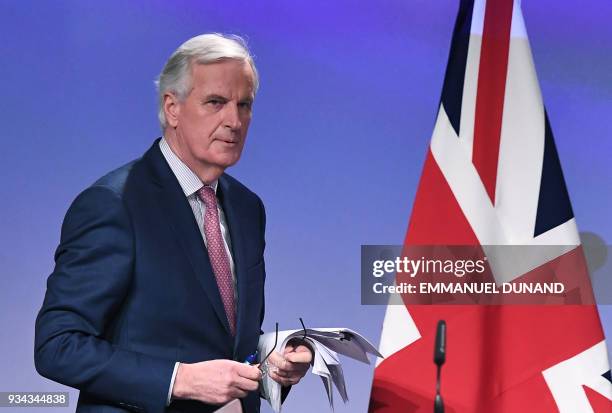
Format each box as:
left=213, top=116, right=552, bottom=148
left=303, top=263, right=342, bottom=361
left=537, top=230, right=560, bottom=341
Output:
left=216, top=138, right=239, bottom=145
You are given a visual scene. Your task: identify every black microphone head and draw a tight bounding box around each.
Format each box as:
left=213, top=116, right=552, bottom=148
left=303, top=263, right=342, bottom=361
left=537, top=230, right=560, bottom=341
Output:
left=434, top=320, right=446, bottom=366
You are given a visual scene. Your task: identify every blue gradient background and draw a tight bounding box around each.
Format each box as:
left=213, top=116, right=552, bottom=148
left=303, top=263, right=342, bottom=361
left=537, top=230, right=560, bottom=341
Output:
left=1, top=1, right=610, bottom=412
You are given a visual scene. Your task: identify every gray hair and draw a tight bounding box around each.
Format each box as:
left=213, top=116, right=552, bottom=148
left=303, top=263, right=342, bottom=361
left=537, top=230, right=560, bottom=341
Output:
left=155, top=33, right=259, bottom=129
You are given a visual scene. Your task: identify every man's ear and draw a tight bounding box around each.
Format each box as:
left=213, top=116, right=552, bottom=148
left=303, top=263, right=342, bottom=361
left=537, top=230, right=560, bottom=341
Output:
left=163, top=92, right=180, bottom=128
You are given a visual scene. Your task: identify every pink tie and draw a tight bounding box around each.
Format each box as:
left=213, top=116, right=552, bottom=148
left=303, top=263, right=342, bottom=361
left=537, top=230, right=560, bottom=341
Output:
left=197, top=186, right=236, bottom=335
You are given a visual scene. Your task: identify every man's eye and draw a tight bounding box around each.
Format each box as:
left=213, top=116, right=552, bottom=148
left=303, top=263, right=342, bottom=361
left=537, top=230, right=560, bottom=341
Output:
left=239, top=102, right=253, bottom=110
left=206, top=99, right=224, bottom=107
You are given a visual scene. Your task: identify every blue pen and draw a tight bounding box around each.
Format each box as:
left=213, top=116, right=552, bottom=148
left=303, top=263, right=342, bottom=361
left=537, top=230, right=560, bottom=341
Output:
left=243, top=351, right=258, bottom=365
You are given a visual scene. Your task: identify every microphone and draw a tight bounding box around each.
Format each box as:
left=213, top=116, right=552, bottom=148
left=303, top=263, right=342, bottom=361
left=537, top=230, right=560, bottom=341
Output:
left=434, top=320, right=446, bottom=413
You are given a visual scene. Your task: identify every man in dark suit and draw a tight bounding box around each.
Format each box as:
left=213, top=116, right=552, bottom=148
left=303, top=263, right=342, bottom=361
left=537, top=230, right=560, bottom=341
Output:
left=35, top=33, right=311, bottom=413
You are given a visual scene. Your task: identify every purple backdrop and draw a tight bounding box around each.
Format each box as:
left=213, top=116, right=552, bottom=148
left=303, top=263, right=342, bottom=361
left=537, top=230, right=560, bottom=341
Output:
left=1, top=1, right=610, bottom=412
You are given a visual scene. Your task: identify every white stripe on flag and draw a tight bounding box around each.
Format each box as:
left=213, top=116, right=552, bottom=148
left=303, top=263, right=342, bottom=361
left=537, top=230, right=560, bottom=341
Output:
left=458, top=34, right=480, bottom=157
left=543, top=340, right=612, bottom=412
left=495, top=36, right=545, bottom=242
left=376, top=301, right=420, bottom=366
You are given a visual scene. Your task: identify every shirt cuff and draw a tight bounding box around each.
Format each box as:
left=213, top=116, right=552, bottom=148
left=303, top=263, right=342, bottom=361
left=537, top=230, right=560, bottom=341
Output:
left=166, top=362, right=180, bottom=406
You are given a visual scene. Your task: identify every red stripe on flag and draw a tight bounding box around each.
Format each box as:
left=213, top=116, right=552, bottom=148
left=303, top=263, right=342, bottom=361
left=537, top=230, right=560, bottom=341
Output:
left=405, top=149, right=479, bottom=246
left=472, top=0, right=514, bottom=204
left=584, top=386, right=612, bottom=412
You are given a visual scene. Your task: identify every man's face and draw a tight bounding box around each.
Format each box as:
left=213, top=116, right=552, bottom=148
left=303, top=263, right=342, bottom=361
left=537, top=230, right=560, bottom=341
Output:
left=167, top=59, right=255, bottom=180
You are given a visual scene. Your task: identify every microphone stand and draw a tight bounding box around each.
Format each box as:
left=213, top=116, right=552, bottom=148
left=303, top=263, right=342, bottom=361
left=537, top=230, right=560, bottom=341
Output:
left=434, top=320, right=446, bottom=413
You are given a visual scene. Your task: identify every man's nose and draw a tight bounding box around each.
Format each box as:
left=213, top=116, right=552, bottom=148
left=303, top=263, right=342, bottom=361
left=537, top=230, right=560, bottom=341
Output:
left=223, top=103, right=242, bottom=130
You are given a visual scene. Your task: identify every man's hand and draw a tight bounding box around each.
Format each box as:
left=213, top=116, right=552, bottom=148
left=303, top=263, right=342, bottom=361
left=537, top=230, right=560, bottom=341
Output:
left=267, top=339, right=313, bottom=387
left=172, top=359, right=262, bottom=405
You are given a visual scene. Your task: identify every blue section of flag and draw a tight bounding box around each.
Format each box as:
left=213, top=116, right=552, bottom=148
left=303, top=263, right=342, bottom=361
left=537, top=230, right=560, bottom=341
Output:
left=534, top=111, right=575, bottom=237
left=440, top=0, right=474, bottom=136
left=604, top=370, right=612, bottom=383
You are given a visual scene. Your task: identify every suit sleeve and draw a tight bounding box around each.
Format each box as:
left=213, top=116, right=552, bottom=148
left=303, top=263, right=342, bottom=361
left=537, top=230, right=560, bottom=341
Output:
left=34, top=185, right=175, bottom=413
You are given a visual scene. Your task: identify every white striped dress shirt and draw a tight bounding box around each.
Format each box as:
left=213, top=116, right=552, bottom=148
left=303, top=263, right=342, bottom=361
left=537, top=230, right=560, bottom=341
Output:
left=159, top=137, right=237, bottom=284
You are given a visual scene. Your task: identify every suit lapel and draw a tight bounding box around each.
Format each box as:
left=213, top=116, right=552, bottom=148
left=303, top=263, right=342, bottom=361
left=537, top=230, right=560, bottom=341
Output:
left=218, top=176, right=249, bottom=354
left=143, top=141, right=232, bottom=336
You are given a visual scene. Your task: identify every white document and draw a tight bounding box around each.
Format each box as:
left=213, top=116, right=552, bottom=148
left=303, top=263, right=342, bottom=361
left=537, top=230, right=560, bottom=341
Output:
left=213, top=399, right=242, bottom=413
left=258, top=327, right=382, bottom=412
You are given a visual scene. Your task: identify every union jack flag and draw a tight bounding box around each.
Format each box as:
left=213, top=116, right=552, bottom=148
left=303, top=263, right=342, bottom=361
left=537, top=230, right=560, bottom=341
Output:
left=369, top=0, right=612, bottom=411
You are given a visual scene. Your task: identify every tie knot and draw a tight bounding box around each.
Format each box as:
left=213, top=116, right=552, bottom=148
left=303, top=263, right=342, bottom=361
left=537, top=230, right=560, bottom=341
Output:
left=197, top=185, right=217, bottom=208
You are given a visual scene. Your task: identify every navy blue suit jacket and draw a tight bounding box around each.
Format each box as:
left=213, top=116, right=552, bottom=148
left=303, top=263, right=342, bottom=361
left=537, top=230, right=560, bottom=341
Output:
left=35, top=140, right=266, bottom=413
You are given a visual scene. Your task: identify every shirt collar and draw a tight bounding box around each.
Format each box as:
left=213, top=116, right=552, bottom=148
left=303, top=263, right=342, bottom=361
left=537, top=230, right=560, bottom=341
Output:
left=159, top=137, right=218, bottom=197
